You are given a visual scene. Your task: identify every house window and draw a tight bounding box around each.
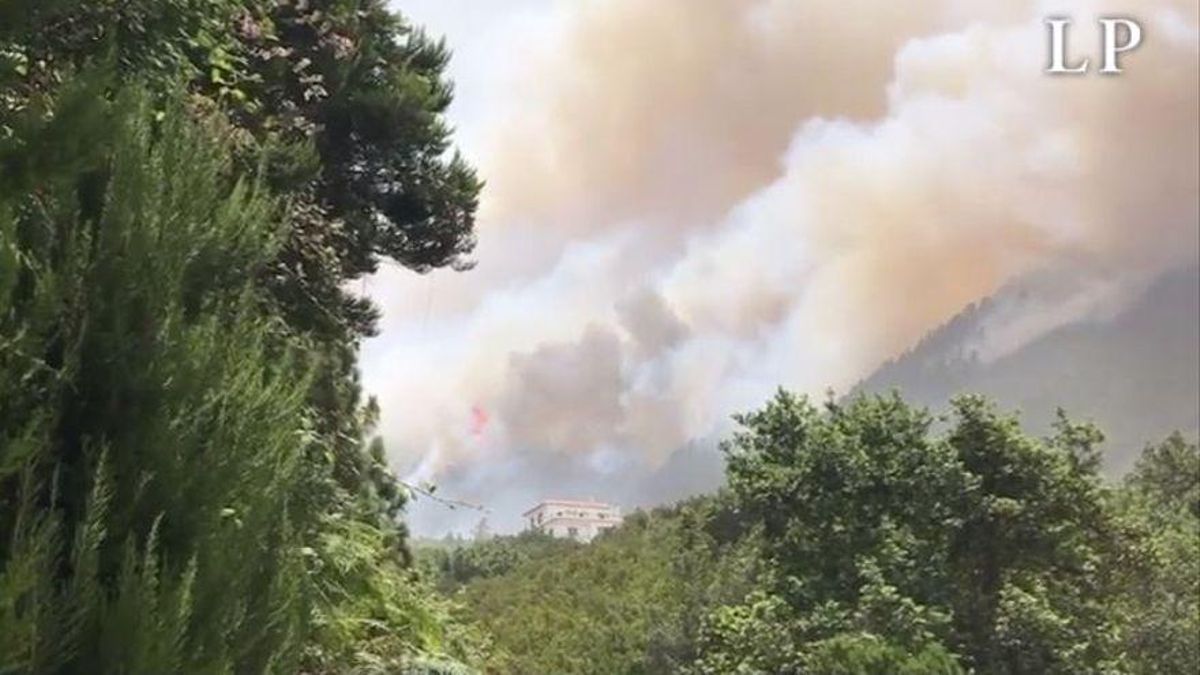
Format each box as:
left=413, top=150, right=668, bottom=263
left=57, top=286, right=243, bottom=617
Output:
left=568, top=527, right=578, bottom=538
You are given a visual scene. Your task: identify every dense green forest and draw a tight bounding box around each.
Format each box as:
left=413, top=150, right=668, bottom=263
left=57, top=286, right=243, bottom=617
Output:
left=422, top=395, right=1198, bottom=674
left=1, top=2, right=1197, bottom=674
left=1, top=1, right=483, bottom=672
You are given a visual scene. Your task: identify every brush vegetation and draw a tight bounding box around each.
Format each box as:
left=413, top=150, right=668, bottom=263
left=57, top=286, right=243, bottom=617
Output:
left=425, top=396, right=1198, bottom=675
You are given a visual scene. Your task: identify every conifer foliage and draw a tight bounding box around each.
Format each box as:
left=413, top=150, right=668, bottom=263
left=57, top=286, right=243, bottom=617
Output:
left=0, top=2, right=487, bottom=672
left=0, top=81, right=313, bottom=672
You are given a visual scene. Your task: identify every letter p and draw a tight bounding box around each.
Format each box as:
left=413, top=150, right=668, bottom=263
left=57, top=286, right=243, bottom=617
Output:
left=1100, top=19, right=1142, bottom=74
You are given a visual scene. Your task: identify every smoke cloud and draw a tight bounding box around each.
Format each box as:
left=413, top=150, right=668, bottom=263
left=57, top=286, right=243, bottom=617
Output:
left=369, top=0, right=1198, bottom=534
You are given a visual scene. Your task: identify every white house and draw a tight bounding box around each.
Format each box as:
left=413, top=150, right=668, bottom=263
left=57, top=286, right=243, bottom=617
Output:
left=523, top=499, right=622, bottom=542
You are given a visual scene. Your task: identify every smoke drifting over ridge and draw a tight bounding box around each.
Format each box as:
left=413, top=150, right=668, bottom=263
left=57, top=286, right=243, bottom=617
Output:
left=369, top=0, right=1199, bottom=534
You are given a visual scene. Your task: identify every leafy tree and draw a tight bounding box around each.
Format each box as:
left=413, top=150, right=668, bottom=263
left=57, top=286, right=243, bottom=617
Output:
left=1108, top=435, right=1200, bottom=674
left=430, top=393, right=1194, bottom=675
left=1, top=0, right=480, bottom=340
left=801, top=633, right=963, bottom=675
left=721, top=392, right=1119, bottom=673
left=453, top=498, right=761, bottom=675
left=687, top=590, right=804, bottom=674
left=417, top=530, right=581, bottom=591
left=1125, top=432, right=1200, bottom=519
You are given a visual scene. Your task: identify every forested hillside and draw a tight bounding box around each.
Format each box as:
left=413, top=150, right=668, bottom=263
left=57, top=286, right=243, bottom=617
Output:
left=425, top=395, right=1199, bottom=675
left=856, top=266, right=1200, bottom=473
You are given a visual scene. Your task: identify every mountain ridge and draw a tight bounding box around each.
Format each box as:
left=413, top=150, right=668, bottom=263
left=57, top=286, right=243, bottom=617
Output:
left=853, top=264, right=1200, bottom=473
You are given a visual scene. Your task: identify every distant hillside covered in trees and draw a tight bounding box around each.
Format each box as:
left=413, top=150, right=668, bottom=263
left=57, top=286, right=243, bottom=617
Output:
left=856, top=265, right=1199, bottom=473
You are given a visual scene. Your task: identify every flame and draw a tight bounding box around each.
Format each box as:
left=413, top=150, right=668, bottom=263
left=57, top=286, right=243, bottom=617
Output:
left=469, top=405, right=490, bottom=440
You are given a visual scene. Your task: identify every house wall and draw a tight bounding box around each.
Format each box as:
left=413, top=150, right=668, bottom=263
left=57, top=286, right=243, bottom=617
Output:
left=540, top=517, right=617, bottom=542
left=526, top=502, right=622, bottom=542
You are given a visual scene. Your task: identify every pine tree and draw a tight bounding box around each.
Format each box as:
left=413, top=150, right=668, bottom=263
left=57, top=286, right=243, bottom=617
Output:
left=0, top=69, right=487, bottom=674
left=0, top=77, right=314, bottom=673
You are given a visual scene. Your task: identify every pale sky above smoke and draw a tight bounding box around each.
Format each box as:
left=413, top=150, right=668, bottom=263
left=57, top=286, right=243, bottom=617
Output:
left=369, top=0, right=1199, bottom=535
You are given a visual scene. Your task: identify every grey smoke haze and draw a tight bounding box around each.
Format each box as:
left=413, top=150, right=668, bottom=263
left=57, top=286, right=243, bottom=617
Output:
left=368, top=0, right=1199, bottom=535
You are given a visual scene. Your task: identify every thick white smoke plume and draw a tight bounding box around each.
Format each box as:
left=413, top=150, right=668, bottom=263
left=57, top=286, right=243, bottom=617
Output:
left=369, top=0, right=1198, bottom=533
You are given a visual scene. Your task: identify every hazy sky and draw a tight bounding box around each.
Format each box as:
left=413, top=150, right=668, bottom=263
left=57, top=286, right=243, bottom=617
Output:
left=368, top=0, right=1199, bottom=536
